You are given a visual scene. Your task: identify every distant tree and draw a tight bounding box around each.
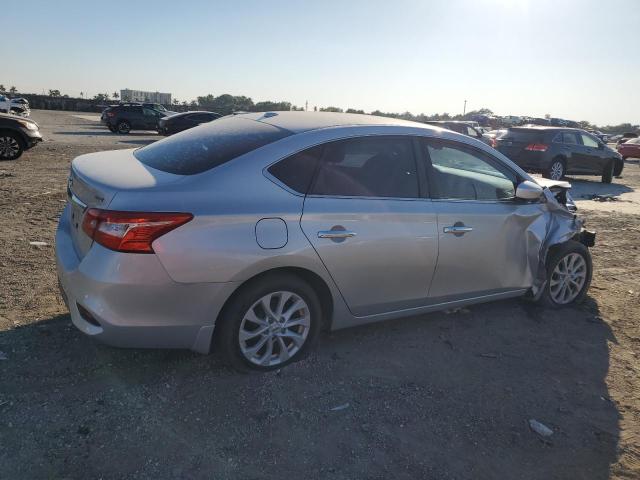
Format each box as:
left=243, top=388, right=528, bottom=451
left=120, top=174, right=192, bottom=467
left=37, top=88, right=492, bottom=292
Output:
left=189, top=100, right=198, bottom=107
left=113, top=92, right=119, bottom=100
left=9, top=86, right=17, bottom=94
left=93, top=93, right=109, bottom=103
left=80, top=91, right=84, bottom=98
left=0, top=84, right=5, bottom=93
left=320, top=106, right=343, bottom=113
left=182, top=101, right=188, bottom=107
left=197, top=93, right=254, bottom=115
left=346, top=108, right=365, bottom=114
left=313, top=106, right=317, bottom=112
left=48, top=89, right=61, bottom=97
left=172, top=98, right=179, bottom=106
left=253, top=101, right=292, bottom=111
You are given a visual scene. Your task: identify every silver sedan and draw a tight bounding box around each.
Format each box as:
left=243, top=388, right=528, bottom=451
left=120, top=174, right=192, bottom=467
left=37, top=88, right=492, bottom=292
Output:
left=56, top=112, right=594, bottom=371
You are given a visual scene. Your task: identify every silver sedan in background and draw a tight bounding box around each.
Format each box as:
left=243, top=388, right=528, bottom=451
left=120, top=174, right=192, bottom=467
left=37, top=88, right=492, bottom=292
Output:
left=56, top=112, right=594, bottom=371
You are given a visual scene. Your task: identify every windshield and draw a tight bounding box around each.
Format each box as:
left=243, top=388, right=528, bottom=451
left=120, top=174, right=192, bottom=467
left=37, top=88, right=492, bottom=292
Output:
left=133, top=116, right=292, bottom=175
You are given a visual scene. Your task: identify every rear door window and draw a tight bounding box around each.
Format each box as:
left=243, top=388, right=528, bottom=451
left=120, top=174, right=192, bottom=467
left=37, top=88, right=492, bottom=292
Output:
left=562, top=132, right=579, bottom=144
left=422, top=139, right=516, bottom=201
left=134, top=116, right=292, bottom=175
left=310, top=136, right=419, bottom=198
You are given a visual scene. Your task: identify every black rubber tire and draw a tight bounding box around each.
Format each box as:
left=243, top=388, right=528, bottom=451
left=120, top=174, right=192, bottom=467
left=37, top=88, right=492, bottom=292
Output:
left=0, top=130, right=25, bottom=160
left=538, top=240, right=592, bottom=308
left=116, top=121, right=131, bottom=134
left=601, top=160, right=614, bottom=184
left=544, top=158, right=565, bottom=180
left=215, top=272, right=322, bottom=372
left=613, top=159, right=624, bottom=177
left=107, top=125, right=116, bottom=133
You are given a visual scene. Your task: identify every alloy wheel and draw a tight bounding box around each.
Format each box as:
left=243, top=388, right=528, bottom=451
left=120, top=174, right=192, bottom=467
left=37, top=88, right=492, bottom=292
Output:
left=0, top=136, right=20, bottom=159
left=549, top=252, right=587, bottom=304
left=550, top=161, right=564, bottom=180
left=238, top=291, right=311, bottom=367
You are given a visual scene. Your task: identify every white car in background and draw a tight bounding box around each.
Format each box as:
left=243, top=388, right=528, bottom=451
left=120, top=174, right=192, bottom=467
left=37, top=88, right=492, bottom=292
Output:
left=0, top=95, right=30, bottom=116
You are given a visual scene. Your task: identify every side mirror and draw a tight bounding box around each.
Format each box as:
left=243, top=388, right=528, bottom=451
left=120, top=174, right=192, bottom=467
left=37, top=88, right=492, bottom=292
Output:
left=516, top=180, right=544, bottom=200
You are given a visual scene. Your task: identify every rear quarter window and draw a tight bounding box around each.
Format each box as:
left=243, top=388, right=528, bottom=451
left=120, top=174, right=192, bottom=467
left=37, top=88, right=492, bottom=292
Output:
left=134, top=117, right=292, bottom=175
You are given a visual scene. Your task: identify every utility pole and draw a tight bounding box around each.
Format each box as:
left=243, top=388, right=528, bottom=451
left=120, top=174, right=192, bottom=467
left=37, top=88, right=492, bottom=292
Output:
left=305, top=100, right=308, bottom=112
left=463, top=99, right=467, bottom=116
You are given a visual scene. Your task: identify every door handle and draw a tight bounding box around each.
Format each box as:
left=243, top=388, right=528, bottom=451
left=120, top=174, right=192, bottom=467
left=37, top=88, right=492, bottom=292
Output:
left=443, top=226, right=473, bottom=234
left=318, top=231, right=357, bottom=239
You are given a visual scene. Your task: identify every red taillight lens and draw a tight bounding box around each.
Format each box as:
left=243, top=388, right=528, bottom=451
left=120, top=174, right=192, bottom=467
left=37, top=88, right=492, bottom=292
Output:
left=490, top=137, right=497, bottom=148
left=82, top=209, right=193, bottom=253
left=525, top=143, right=548, bottom=152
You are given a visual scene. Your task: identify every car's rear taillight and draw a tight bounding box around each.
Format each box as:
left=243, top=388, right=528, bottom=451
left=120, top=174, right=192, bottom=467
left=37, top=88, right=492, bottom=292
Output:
left=106, top=112, right=115, bottom=117
left=81, top=209, right=193, bottom=253
left=490, top=137, right=497, bottom=148
left=525, top=143, right=548, bottom=152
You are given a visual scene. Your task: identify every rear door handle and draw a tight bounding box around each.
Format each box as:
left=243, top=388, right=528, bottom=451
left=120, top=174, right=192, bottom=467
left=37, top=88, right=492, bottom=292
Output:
left=443, top=226, right=473, bottom=234
left=318, top=231, right=357, bottom=239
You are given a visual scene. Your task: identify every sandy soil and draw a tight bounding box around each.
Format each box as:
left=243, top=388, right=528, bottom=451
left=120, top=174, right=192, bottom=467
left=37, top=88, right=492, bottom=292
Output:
left=0, top=110, right=639, bottom=479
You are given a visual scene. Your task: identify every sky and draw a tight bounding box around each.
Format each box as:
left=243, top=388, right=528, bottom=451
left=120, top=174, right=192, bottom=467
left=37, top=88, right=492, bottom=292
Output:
left=4, top=0, right=639, bottom=126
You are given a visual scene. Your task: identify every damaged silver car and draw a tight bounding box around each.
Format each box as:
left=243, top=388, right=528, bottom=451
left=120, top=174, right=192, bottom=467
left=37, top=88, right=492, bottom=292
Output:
left=56, top=112, right=595, bottom=371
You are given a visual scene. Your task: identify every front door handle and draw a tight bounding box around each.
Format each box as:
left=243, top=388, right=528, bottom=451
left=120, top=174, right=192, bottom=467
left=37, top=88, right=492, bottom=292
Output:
left=318, top=230, right=357, bottom=239
left=443, top=225, right=473, bottom=235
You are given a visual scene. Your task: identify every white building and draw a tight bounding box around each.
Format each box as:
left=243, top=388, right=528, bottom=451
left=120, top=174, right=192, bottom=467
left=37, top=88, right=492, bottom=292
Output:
left=120, top=89, right=171, bottom=105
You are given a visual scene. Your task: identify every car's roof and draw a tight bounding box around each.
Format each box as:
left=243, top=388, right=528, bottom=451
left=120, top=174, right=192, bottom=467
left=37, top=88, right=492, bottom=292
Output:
left=235, top=111, right=432, bottom=134
left=509, top=125, right=582, bottom=132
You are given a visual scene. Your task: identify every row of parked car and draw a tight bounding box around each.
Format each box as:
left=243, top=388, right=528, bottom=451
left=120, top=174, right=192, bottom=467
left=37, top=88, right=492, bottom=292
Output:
left=100, top=102, right=221, bottom=136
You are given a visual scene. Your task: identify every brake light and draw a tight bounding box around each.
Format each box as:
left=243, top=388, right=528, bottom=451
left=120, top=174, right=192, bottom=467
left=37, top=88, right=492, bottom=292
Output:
left=490, top=137, right=497, bottom=148
left=82, top=209, right=193, bottom=253
left=525, top=143, right=548, bottom=152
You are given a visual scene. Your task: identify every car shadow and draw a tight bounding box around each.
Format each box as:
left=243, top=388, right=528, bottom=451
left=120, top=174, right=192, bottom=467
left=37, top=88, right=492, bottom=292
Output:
left=565, top=176, right=634, bottom=199
left=0, top=296, right=620, bottom=478
left=52, top=130, right=158, bottom=137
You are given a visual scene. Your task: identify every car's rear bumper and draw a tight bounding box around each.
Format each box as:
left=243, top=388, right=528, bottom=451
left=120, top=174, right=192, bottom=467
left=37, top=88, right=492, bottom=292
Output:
left=55, top=204, right=239, bottom=353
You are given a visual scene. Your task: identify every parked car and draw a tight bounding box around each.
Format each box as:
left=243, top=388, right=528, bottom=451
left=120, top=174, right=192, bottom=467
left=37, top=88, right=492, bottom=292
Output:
left=495, top=126, right=623, bottom=182
left=483, top=129, right=507, bottom=147
left=157, top=111, right=221, bottom=135
left=56, top=112, right=594, bottom=371
left=617, top=137, right=640, bottom=159
left=0, top=113, right=42, bottom=160
left=616, top=132, right=638, bottom=146
left=424, top=120, right=492, bottom=145
left=0, top=95, right=30, bottom=116
left=101, top=104, right=170, bottom=133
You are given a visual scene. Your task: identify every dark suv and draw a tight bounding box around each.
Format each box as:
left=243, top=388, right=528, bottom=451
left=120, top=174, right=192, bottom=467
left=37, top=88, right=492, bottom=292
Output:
left=101, top=103, right=170, bottom=134
left=0, top=113, right=42, bottom=160
left=495, top=126, right=623, bottom=183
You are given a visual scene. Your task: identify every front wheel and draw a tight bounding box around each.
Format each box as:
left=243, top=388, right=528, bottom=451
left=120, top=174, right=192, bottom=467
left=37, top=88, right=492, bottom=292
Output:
left=0, top=132, right=24, bottom=160
left=215, top=273, right=322, bottom=372
left=539, top=240, right=592, bottom=308
left=601, top=160, right=614, bottom=184
left=116, top=121, right=131, bottom=134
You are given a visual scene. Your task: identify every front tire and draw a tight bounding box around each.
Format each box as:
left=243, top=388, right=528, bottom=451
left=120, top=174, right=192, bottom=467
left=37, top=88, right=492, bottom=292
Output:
left=545, top=158, right=565, bottom=180
left=539, top=240, right=592, bottom=308
left=0, top=131, right=24, bottom=160
left=601, top=160, right=614, bottom=184
left=215, top=272, right=322, bottom=372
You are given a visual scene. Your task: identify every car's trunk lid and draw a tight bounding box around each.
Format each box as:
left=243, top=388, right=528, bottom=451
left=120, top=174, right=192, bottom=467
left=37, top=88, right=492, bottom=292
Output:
left=496, top=129, right=546, bottom=158
left=67, top=148, right=185, bottom=258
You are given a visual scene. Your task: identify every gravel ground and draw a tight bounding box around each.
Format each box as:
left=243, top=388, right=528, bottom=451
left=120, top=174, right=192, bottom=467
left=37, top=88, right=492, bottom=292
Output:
left=1, top=111, right=639, bottom=479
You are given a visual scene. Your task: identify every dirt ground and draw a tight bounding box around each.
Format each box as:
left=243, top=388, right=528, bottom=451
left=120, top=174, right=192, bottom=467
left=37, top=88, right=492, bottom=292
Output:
left=1, top=110, right=639, bottom=479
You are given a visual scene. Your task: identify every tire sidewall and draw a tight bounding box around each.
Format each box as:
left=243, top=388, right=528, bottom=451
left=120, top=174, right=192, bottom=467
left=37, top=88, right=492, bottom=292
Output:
left=217, top=273, right=322, bottom=372
left=602, top=160, right=614, bottom=183
left=542, top=241, right=592, bottom=308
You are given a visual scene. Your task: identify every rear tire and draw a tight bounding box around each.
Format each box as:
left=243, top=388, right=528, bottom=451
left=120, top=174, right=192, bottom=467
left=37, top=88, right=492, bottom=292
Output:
left=215, top=272, right=322, bottom=372
left=116, top=121, right=131, bottom=134
left=108, top=125, right=116, bottom=133
left=601, top=160, right=614, bottom=184
left=544, top=158, right=565, bottom=180
left=0, top=131, right=24, bottom=160
left=539, top=240, right=592, bottom=308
